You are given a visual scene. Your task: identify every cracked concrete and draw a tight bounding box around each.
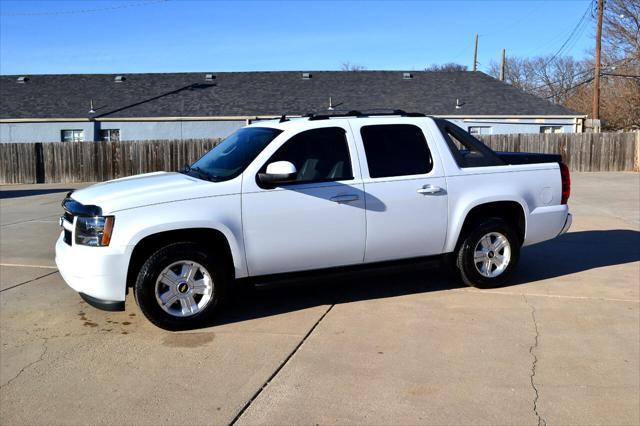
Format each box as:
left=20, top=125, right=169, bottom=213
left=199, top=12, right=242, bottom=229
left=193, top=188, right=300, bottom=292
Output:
left=523, top=295, right=546, bottom=426
left=0, top=270, right=59, bottom=292
left=1, top=338, right=48, bottom=388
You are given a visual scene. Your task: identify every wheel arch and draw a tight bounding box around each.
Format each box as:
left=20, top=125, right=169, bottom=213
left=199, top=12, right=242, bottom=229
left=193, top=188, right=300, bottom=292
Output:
left=126, top=227, right=236, bottom=289
left=448, top=199, right=527, bottom=253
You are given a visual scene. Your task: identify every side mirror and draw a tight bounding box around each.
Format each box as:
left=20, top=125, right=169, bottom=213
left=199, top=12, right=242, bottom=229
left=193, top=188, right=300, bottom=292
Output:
left=257, top=161, right=297, bottom=186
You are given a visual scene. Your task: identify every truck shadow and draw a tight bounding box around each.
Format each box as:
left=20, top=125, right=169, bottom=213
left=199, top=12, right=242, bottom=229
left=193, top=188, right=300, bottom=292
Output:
left=216, top=265, right=458, bottom=328
left=0, top=188, right=74, bottom=199
left=208, top=229, right=639, bottom=329
left=511, top=229, right=640, bottom=284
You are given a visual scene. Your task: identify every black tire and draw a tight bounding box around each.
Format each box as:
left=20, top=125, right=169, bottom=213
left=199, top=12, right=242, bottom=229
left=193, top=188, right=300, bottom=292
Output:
left=456, top=218, right=520, bottom=288
left=134, top=242, right=229, bottom=330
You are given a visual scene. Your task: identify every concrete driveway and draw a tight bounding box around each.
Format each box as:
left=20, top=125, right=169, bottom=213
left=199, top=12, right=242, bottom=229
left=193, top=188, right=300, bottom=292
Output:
left=1, top=173, right=638, bottom=425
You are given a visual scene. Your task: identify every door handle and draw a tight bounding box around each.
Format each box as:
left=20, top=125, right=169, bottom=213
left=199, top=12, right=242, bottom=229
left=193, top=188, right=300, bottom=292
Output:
left=330, top=194, right=359, bottom=204
left=417, top=185, right=443, bottom=195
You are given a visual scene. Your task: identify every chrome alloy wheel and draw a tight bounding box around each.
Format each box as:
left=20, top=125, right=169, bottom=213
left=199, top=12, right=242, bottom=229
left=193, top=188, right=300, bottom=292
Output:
left=154, top=260, right=214, bottom=317
left=473, top=232, right=512, bottom=278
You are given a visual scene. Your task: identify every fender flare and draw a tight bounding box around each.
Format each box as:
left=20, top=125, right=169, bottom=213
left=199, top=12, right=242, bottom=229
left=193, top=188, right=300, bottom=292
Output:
left=445, top=196, right=529, bottom=253
left=125, top=221, right=247, bottom=279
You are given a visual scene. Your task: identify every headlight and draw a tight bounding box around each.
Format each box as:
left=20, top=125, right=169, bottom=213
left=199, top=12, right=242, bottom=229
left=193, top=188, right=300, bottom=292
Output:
left=75, top=216, right=115, bottom=246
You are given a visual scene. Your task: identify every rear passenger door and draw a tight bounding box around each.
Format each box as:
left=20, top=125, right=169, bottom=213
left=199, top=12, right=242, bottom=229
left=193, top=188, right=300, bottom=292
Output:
left=350, top=120, right=448, bottom=263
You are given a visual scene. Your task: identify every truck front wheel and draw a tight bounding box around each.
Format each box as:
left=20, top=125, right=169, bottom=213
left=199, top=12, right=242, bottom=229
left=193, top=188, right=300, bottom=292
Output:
left=134, top=242, right=228, bottom=330
left=456, top=218, right=520, bottom=288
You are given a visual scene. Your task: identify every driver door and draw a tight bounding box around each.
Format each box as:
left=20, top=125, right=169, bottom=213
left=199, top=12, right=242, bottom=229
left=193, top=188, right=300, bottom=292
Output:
left=241, top=124, right=366, bottom=277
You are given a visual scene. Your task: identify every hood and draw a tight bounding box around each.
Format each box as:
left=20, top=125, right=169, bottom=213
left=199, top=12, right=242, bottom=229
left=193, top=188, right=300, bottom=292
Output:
left=70, top=172, right=234, bottom=213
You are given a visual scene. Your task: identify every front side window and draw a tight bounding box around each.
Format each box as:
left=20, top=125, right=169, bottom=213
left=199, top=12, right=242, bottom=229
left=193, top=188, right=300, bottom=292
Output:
left=61, top=129, right=84, bottom=142
left=187, top=127, right=282, bottom=182
left=262, top=127, right=353, bottom=184
left=360, top=124, right=432, bottom=178
left=100, top=129, right=120, bottom=142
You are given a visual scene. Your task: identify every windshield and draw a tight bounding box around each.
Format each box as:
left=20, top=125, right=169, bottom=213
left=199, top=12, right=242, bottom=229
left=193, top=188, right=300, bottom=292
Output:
left=184, top=127, right=282, bottom=182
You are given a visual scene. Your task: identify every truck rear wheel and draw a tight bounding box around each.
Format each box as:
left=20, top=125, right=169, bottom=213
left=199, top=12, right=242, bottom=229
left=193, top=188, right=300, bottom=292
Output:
left=134, top=242, right=228, bottom=330
left=456, top=218, right=520, bottom=288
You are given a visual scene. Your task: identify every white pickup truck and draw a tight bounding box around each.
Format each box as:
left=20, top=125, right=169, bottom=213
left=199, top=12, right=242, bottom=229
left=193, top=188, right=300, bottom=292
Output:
left=56, top=112, right=572, bottom=330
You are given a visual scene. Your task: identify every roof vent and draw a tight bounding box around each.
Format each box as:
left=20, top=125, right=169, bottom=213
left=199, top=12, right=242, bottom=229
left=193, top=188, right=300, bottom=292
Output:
left=302, top=72, right=312, bottom=80
left=402, top=72, right=413, bottom=80
left=114, top=75, right=126, bottom=83
left=17, top=76, right=29, bottom=83
left=204, top=73, right=216, bottom=81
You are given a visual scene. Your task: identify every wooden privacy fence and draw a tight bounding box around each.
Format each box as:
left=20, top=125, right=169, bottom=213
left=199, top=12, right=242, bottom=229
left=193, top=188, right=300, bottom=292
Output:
left=478, top=133, right=639, bottom=173
left=1, top=139, right=220, bottom=184
left=1, top=133, right=638, bottom=184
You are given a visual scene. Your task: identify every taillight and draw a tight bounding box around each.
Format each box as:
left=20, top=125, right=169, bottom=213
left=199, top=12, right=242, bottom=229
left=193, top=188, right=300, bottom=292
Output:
left=559, top=162, right=570, bottom=204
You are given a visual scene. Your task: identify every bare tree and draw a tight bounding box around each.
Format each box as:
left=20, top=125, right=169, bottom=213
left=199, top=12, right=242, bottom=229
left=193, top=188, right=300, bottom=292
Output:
left=488, top=55, right=591, bottom=104
left=425, top=63, right=468, bottom=72
left=566, top=0, right=640, bottom=130
left=483, top=0, right=639, bottom=130
left=488, top=56, right=539, bottom=92
left=340, top=61, right=367, bottom=71
left=565, top=74, right=640, bottom=130
left=533, top=56, right=592, bottom=104
left=603, top=0, right=640, bottom=62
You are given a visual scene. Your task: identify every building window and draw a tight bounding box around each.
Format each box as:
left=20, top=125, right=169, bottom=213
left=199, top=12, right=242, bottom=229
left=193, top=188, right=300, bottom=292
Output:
left=100, top=129, right=120, bottom=142
left=61, top=130, right=84, bottom=142
left=540, top=126, right=564, bottom=134
left=468, top=126, right=492, bottom=136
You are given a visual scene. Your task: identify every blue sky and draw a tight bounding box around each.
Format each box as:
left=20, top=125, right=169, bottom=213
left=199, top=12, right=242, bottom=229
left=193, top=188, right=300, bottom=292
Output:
left=0, top=0, right=594, bottom=75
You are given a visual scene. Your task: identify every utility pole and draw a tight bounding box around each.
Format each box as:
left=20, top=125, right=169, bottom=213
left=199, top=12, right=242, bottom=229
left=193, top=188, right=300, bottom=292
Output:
left=593, top=0, right=604, bottom=120
left=500, top=49, right=506, bottom=81
left=473, top=33, right=479, bottom=71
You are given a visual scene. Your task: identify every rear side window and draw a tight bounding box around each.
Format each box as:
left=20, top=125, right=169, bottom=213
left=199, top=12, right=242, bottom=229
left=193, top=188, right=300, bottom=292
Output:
left=435, top=119, right=505, bottom=168
left=264, top=127, right=353, bottom=184
left=360, top=124, right=433, bottom=178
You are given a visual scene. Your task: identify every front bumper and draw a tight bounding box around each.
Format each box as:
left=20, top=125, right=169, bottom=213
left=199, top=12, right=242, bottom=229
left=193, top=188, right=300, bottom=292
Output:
left=55, top=232, right=129, bottom=309
left=79, top=292, right=125, bottom=311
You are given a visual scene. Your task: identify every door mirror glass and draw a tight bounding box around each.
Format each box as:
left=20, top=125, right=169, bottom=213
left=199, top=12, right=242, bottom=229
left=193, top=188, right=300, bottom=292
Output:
left=258, top=161, right=297, bottom=186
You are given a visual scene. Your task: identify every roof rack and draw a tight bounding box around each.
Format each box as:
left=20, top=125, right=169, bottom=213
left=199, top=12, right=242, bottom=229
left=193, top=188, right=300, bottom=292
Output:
left=305, top=109, right=426, bottom=121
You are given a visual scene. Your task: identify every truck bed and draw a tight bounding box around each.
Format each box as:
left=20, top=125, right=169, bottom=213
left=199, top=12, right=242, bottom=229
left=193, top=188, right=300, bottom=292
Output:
left=496, top=152, right=562, bottom=165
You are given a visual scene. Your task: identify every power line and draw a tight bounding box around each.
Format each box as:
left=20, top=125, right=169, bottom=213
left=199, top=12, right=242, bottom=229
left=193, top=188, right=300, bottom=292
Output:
left=602, top=73, right=640, bottom=79
left=477, top=2, right=543, bottom=38
left=529, top=65, right=595, bottom=92
left=544, top=77, right=594, bottom=99
left=519, top=0, right=592, bottom=58
left=0, top=0, right=169, bottom=17
left=561, top=10, right=591, bottom=56
left=493, top=1, right=593, bottom=83
left=523, top=58, right=629, bottom=93
left=538, top=2, right=592, bottom=70
left=542, top=72, right=638, bottom=100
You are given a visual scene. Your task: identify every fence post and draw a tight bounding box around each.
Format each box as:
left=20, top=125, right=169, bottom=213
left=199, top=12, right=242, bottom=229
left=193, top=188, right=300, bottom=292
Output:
left=34, top=142, right=45, bottom=183
left=635, top=132, right=640, bottom=172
